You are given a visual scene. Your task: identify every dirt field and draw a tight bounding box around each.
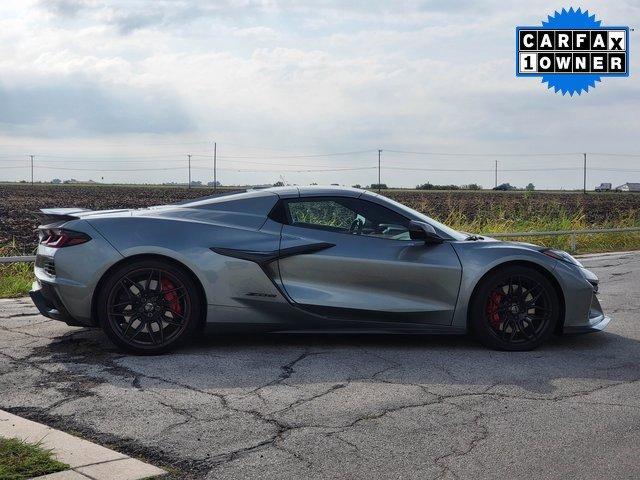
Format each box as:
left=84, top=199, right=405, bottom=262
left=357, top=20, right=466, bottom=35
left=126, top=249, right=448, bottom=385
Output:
left=1, top=184, right=639, bottom=253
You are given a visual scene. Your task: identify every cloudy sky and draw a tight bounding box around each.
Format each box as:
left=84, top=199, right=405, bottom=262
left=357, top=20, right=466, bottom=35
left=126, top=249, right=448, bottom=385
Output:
left=0, top=0, right=639, bottom=188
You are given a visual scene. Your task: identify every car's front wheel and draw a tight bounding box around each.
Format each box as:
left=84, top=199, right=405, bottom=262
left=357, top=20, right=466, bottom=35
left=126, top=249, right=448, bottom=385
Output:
left=97, top=259, right=202, bottom=354
left=469, top=265, right=560, bottom=351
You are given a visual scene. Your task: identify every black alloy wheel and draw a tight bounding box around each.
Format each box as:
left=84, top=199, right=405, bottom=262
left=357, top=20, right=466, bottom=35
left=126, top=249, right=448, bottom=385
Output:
left=470, top=265, right=559, bottom=351
left=98, top=259, right=202, bottom=354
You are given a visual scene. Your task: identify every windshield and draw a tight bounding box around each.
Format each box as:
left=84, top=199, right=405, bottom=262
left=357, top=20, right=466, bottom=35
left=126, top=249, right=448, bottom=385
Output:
left=372, top=194, right=468, bottom=241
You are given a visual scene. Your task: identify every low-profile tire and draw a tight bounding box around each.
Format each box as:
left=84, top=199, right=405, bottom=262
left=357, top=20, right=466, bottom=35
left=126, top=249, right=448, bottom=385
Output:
left=97, top=259, right=203, bottom=354
left=469, top=265, right=560, bottom=351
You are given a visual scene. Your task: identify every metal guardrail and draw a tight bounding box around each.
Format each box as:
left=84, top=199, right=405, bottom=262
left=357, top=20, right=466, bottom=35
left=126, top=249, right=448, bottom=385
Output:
left=486, top=227, right=640, bottom=251
left=0, top=255, right=36, bottom=264
left=0, top=227, right=638, bottom=263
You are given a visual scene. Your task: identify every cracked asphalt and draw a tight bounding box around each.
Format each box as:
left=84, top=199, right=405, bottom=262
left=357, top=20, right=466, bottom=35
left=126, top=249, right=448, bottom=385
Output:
left=1, top=252, right=639, bottom=479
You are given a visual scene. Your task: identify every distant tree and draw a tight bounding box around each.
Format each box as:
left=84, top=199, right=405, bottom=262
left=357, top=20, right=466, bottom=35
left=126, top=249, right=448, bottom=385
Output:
left=416, top=182, right=460, bottom=191
left=273, top=181, right=285, bottom=187
left=352, top=184, right=362, bottom=188
left=493, top=183, right=515, bottom=191
left=465, top=183, right=482, bottom=190
left=51, top=178, right=61, bottom=184
left=526, top=183, right=535, bottom=191
left=207, top=180, right=221, bottom=187
left=369, top=183, right=388, bottom=190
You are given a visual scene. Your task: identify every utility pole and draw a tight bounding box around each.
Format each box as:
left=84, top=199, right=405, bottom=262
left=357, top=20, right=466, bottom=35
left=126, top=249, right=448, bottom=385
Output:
left=213, top=142, right=217, bottom=192
left=583, top=152, right=587, bottom=194
left=378, top=149, right=382, bottom=192
left=188, top=154, right=191, bottom=189
left=494, top=160, right=498, bottom=188
left=30, top=155, right=34, bottom=185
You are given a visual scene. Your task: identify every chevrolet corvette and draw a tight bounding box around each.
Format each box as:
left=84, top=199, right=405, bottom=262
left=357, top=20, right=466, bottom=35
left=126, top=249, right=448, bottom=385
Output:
left=30, top=187, right=609, bottom=353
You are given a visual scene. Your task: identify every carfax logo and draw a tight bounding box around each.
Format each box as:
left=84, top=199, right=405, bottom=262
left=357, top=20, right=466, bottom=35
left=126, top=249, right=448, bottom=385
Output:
left=516, top=8, right=630, bottom=96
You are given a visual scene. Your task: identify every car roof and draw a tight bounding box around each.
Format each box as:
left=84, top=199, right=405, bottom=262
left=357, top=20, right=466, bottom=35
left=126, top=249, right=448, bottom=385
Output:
left=175, top=186, right=366, bottom=208
left=261, top=186, right=365, bottom=198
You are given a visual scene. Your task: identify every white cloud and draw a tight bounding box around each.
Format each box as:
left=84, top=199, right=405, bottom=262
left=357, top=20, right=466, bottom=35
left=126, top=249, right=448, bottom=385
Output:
left=0, top=0, right=638, bottom=188
left=232, top=26, right=279, bottom=40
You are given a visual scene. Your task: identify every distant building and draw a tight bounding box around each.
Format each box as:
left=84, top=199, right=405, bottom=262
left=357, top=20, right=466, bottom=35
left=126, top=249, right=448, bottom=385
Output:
left=615, top=183, right=640, bottom=192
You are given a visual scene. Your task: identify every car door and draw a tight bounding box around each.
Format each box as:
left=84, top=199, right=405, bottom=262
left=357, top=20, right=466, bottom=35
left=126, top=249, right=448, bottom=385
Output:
left=277, top=196, right=462, bottom=325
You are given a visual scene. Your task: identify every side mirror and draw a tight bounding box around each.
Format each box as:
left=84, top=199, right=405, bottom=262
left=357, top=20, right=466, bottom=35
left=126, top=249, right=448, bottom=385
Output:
left=409, top=220, right=443, bottom=244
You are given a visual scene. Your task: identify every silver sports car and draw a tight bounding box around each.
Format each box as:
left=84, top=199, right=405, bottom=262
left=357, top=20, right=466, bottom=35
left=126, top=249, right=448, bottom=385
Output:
left=30, top=186, right=609, bottom=354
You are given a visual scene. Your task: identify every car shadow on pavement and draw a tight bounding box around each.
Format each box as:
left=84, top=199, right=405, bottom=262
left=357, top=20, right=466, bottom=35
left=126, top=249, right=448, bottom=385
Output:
left=38, top=326, right=640, bottom=397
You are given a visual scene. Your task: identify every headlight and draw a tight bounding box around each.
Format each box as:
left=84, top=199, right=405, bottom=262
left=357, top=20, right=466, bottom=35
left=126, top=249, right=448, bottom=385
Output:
left=541, top=249, right=583, bottom=267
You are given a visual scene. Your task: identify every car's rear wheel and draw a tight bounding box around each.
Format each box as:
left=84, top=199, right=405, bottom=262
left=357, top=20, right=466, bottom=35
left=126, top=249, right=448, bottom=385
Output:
left=469, top=265, right=560, bottom=351
left=97, top=259, right=202, bottom=354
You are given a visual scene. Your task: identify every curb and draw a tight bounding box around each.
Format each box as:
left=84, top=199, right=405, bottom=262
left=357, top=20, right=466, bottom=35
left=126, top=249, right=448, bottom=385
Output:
left=0, top=409, right=165, bottom=479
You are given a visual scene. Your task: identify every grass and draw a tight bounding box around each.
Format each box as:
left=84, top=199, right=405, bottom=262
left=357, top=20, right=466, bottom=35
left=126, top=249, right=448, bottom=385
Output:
left=0, top=263, right=33, bottom=299
left=441, top=207, right=640, bottom=254
left=0, top=243, right=33, bottom=299
left=0, top=437, right=69, bottom=480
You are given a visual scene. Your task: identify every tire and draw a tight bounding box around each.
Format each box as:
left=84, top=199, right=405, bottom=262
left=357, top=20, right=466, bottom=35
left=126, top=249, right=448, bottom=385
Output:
left=97, top=258, right=203, bottom=354
left=469, top=265, right=560, bottom=351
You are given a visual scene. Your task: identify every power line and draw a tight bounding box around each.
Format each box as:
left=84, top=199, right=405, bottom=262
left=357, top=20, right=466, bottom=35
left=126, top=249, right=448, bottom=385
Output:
left=0, top=156, right=367, bottom=167
left=587, top=153, right=640, bottom=157
left=191, top=149, right=377, bottom=159
left=21, top=165, right=379, bottom=173
left=3, top=146, right=640, bottom=188
left=0, top=140, right=212, bottom=148
left=26, top=165, right=189, bottom=172
left=385, top=150, right=584, bottom=157
left=214, top=166, right=378, bottom=173
left=7, top=164, right=640, bottom=174
left=35, top=153, right=192, bottom=160
left=384, top=166, right=569, bottom=172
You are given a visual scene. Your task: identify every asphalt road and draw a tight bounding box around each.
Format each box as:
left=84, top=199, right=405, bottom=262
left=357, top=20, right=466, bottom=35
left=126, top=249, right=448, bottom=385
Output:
left=1, top=252, right=639, bottom=479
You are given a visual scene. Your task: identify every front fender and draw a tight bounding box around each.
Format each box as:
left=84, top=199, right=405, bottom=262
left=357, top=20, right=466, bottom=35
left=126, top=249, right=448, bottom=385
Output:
left=450, top=240, right=591, bottom=330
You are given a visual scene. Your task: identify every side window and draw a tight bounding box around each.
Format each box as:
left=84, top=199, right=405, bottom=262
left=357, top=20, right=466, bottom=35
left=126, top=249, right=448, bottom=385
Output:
left=288, top=200, right=356, bottom=232
left=285, top=197, right=411, bottom=240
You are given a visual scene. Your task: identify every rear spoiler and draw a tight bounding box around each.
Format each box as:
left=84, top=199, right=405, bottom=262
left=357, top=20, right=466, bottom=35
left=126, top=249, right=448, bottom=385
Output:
left=39, top=208, right=92, bottom=223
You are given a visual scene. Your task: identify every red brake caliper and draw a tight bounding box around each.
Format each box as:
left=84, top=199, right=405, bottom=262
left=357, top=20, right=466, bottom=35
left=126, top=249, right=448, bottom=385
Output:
left=486, top=291, right=503, bottom=330
left=161, top=278, right=182, bottom=315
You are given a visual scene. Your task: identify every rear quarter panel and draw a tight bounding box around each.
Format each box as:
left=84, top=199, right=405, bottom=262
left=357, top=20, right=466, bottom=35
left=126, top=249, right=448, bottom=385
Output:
left=86, top=214, right=286, bottom=310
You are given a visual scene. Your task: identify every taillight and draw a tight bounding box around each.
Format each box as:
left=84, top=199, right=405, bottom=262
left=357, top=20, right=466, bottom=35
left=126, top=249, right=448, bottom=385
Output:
left=39, top=229, right=91, bottom=248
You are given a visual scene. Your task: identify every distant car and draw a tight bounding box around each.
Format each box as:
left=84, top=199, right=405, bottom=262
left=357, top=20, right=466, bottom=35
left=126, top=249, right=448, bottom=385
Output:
left=615, top=183, right=640, bottom=192
left=595, top=183, right=612, bottom=192
left=30, top=187, right=608, bottom=354
left=492, top=183, right=516, bottom=191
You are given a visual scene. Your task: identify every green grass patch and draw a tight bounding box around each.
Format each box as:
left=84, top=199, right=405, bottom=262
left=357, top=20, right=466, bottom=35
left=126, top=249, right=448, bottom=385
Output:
left=442, top=207, right=640, bottom=254
left=0, top=437, right=69, bottom=480
left=0, top=262, right=33, bottom=299
left=0, top=243, right=34, bottom=299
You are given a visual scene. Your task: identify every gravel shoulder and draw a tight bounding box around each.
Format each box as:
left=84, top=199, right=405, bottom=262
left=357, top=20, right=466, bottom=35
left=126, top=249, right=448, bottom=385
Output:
left=0, top=252, right=639, bottom=479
